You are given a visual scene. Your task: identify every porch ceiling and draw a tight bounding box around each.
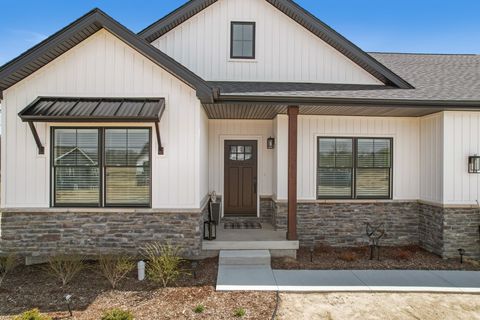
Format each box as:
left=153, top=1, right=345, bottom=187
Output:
left=202, top=103, right=458, bottom=119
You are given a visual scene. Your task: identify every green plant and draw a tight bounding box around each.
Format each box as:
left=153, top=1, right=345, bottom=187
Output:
left=0, top=254, right=17, bottom=288
left=101, top=308, right=133, bottom=320
left=13, top=308, right=52, bottom=320
left=233, top=308, right=246, bottom=317
left=193, top=304, right=205, bottom=314
left=45, top=255, right=84, bottom=286
left=98, top=255, right=136, bottom=289
left=141, top=242, right=188, bottom=287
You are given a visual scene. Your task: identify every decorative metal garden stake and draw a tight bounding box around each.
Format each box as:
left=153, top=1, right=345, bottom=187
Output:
left=366, top=223, right=385, bottom=261
left=65, top=294, right=72, bottom=317
left=192, top=261, right=198, bottom=279
left=309, top=246, right=314, bottom=263
left=458, top=248, right=465, bottom=264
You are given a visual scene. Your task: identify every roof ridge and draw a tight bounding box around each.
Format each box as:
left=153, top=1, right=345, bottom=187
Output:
left=369, top=51, right=480, bottom=57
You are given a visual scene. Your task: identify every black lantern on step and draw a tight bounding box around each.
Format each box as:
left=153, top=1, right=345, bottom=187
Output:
left=468, top=155, right=480, bottom=173
left=267, top=137, right=275, bottom=149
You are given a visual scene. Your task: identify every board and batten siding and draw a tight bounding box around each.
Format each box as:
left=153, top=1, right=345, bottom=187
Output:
left=151, top=0, right=382, bottom=85
left=274, top=115, right=421, bottom=201
left=1, top=29, right=205, bottom=209
left=443, top=111, right=480, bottom=205
left=419, top=113, right=443, bottom=204
left=208, top=119, right=274, bottom=197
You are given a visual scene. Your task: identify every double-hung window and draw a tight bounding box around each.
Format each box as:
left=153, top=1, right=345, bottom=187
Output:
left=317, top=137, right=392, bottom=199
left=52, top=128, right=151, bottom=207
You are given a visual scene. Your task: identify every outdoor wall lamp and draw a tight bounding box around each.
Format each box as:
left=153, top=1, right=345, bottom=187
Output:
left=267, top=137, right=275, bottom=149
left=468, top=155, right=480, bottom=173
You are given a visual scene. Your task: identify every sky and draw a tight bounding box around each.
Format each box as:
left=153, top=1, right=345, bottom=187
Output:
left=0, top=0, right=480, bottom=66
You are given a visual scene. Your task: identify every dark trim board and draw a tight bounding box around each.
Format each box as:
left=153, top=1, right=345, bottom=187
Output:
left=137, top=0, right=412, bottom=89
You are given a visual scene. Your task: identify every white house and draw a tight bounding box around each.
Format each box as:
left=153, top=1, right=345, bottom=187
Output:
left=1, top=0, right=479, bottom=259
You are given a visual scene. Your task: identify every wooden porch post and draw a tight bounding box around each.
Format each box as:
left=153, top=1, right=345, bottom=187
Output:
left=287, top=105, right=299, bottom=241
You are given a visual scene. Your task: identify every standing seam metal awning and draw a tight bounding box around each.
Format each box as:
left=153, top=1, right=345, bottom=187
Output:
left=18, top=97, right=166, bottom=155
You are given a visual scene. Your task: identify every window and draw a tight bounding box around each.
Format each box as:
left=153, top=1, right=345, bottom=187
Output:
left=52, top=128, right=151, bottom=207
left=317, top=137, right=392, bottom=199
left=229, top=145, right=253, bottom=161
left=231, top=22, right=255, bottom=59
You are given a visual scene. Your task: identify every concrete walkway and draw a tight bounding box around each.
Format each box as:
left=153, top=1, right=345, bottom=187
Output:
left=217, top=266, right=480, bottom=293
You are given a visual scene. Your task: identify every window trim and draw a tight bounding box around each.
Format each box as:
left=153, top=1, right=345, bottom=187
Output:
left=50, top=126, right=152, bottom=208
left=316, top=136, right=393, bottom=200
left=230, top=21, right=256, bottom=60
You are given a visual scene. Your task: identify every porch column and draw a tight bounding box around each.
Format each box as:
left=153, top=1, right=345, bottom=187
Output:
left=287, top=105, right=299, bottom=241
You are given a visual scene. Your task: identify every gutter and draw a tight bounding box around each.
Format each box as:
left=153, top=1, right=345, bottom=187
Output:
left=213, top=94, right=480, bottom=109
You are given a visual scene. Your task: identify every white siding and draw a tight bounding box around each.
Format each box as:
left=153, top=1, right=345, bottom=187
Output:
left=208, top=119, right=274, bottom=197
left=275, top=115, right=420, bottom=201
left=443, top=111, right=480, bottom=205
left=1, top=29, right=204, bottom=209
left=152, top=0, right=382, bottom=85
left=419, top=113, right=443, bottom=204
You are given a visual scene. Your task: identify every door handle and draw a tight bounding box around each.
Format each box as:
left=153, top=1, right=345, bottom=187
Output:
left=253, top=178, right=257, bottom=194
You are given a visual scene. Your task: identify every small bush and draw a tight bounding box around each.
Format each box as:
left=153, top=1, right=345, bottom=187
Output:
left=0, top=254, right=17, bottom=288
left=45, top=255, right=84, bottom=286
left=233, top=308, right=246, bottom=318
left=101, top=308, right=133, bottom=320
left=338, top=251, right=357, bottom=262
left=193, top=304, right=205, bottom=313
left=142, top=242, right=188, bottom=287
left=13, top=308, right=52, bottom=320
left=98, top=255, right=136, bottom=289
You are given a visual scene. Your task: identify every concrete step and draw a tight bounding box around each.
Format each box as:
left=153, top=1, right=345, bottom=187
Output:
left=203, top=240, right=299, bottom=251
left=219, top=250, right=271, bottom=266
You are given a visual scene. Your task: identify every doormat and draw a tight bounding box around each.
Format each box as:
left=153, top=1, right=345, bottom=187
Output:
left=224, top=221, right=262, bottom=230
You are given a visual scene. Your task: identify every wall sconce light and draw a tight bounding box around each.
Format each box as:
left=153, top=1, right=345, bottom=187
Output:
left=468, top=155, right=480, bottom=173
left=267, top=137, right=275, bottom=149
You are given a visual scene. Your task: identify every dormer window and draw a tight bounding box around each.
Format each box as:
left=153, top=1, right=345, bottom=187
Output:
left=230, top=22, right=255, bottom=59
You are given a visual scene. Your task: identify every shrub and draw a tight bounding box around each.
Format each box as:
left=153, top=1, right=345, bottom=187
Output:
left=0, top=254, right=17, bottom=288
left=141, top=242, right=188, bottom=288
left=338, top=251, right=357, bottom=262
left=45, top=255, right=84, bottom=286
left=233, top=308, right=246, bottom=317
left=101, top=308, right=133, bottom=320
left=98, top=255, right=136, bottom=289
left=13, top=308, right=52, bottom=320
left=193, top=304, right=205, bottom=313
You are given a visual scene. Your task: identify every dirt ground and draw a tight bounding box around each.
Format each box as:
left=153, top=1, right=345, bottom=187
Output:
left=0, top=258, right=275, bottom=320
left=272, top=246, right=480, bottom=271
left=277, top=292, right=480, bottom=320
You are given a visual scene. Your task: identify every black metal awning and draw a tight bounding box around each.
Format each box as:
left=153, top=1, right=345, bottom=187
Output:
left=19, top=97, right=166, bottom=155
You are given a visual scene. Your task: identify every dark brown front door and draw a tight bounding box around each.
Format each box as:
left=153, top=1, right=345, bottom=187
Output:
left=224, top=140, right=258, bottom=216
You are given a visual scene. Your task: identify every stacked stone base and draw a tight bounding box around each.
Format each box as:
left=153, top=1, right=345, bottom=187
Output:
left=270, top=200, right=480, bottom=259
left=0, top=207, right=207, bottom=258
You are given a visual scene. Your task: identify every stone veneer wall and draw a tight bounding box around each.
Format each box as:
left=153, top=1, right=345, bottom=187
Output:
left=273, top=200, right=480, bottom=259
left=0, top=207, right=207, bottom=258
left=273, top=201, right=420, bottom=247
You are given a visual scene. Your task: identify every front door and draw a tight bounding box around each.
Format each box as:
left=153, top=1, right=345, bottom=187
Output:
left=224, top=140, right=258, bottom=216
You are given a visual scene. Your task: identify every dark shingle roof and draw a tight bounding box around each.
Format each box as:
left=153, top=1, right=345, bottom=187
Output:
left=211, top=53, right=480, bottom=105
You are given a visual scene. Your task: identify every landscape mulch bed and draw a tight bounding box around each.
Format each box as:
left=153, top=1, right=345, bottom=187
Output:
left=0, top=258, right=275, bottom=320
left=272, top=245, right=480, bottom=270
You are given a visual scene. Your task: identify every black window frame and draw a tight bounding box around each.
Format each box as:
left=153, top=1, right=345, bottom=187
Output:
left=51, top=127, right=152, bottom=208
left=317, top=137, right=393, bottom=200
left=230, top=21, right=256, bottom=60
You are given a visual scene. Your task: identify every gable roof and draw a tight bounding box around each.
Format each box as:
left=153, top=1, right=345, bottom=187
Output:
left=0, top=8, right=214, bottom=102
left=138, top=0, right=413, bottom=89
